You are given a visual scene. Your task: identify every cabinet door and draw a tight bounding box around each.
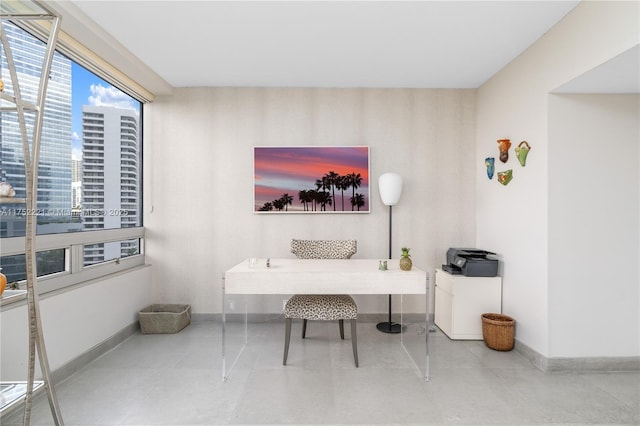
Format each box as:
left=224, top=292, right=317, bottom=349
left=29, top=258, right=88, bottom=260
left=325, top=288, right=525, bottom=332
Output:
left=435, top=269, right=453, bottom=293
left=435, top=269, right=501, bottom=339
left=434, top=286, right=453, bottom=338
left=451, top=279, right=502, bottom=338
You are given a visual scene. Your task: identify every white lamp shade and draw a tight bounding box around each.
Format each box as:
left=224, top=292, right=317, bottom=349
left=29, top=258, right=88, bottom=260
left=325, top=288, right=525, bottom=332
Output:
left=378, top=172, right=403, bottom=206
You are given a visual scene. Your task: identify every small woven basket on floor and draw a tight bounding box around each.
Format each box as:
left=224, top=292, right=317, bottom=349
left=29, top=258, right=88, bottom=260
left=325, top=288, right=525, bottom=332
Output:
left=481, top=313, right=515, bottom=351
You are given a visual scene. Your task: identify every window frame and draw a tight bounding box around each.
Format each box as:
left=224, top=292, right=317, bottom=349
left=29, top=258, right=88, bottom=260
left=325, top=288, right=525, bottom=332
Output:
left=1, top=227, right=145, bottom=296
left=1, top=16, right=147, bottom=304
left=13, top=17, right=154, bottom=103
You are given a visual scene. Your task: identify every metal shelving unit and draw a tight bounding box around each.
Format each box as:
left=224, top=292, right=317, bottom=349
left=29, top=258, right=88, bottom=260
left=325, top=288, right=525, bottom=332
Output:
left=1, top=1, right=64, bottom=424
left=0, top=381, right=44, bottom=414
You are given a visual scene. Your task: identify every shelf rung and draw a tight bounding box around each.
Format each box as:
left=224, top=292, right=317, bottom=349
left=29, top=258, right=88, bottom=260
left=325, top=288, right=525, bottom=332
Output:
left=0, top=197, right=26, bottom=204
left=0, top=93, right=38, bottom=111
left=0, top=106, right=37, bottom=112
left=0, top=381, right=45, bottom=414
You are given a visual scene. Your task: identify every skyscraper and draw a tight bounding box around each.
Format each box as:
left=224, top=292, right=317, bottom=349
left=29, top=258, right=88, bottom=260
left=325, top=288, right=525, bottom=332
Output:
left=82, top=105, right=139, bottom=265
left=71, top=157, right=82, bottom=210
left=0, top=22, right=72, bottom=238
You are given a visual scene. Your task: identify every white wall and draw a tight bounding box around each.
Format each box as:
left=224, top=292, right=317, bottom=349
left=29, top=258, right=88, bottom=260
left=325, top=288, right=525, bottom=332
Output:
left=476, top=1, right=639, bottom=357
left=0, top=266, right=151, bottom=380
left=144, top=88, right=477, bottom=315
left=549, top=94, right=639, bottom=357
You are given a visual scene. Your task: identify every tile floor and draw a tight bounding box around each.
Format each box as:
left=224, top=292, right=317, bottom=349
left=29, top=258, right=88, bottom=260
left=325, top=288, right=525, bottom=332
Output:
left=2, top=318, right=638, bottom=425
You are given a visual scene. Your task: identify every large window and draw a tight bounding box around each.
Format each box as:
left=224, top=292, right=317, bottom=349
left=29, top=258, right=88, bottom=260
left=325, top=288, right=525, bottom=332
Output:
left=0, top=20, right=144, bottom=290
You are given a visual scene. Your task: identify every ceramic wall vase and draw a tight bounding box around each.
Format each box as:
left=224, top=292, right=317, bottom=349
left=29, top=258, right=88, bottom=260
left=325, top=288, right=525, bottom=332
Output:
left=485, top=157, right=495, bottom=179
left=515, top=141, right=531, bottom=167
left=497, top=169, right=513, bottom=186
left=497, top=139, right=511, bottom=163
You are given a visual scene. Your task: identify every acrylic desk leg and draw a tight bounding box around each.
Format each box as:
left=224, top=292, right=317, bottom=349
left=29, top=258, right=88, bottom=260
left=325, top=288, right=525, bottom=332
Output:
left=222, top=277, right=248, bottom=382
left=400, top=291, right=430, bottom=381
left=425, top=275, right=430, bottom=381
left=222, top=275, right=227, bottom=381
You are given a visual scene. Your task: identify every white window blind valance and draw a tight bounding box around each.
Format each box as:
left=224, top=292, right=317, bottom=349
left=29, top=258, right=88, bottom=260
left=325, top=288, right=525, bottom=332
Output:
left=15, top=17, right=156, bottom=103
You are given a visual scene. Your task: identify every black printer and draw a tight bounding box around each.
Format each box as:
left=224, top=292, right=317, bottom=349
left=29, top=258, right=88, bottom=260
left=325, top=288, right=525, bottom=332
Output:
left=442, top=248, right=498, bottom=277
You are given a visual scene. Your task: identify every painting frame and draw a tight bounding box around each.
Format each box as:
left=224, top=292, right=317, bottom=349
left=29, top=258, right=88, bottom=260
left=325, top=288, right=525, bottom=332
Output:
left=254, top=146, right=370, bottom=214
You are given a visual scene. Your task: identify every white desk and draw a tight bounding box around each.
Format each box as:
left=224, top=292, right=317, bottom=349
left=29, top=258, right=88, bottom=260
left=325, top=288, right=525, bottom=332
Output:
left=222, top=258, right=430, bottom=380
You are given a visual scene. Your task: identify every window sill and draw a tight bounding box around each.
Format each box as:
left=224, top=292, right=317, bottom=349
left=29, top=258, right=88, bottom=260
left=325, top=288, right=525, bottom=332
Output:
left=0, top=290, right=27, bottom=307
left=0, top=262, right=150, bottom=311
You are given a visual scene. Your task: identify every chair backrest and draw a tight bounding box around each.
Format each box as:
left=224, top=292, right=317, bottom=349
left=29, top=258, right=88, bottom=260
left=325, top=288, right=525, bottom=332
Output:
left=290, top=239, right=357, bottom=260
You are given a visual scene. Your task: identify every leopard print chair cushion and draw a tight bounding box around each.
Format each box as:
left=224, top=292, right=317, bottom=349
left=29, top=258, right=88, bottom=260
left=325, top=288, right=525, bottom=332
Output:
left=285, top=294, right=357, bottom=320
left=290, top=239, right=357, bottom=259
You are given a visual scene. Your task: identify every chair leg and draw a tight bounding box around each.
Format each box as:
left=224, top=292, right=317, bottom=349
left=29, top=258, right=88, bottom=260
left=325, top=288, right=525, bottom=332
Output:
left=339, top=319, right=345, bottom=339
left=302, top=319, right=307, bottom=339
left=283, top=318, right=292, bottom=365
left=351, top=319, right=358, bottom=367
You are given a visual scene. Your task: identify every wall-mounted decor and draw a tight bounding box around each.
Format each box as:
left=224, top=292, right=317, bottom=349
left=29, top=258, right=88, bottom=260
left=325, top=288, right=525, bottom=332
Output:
left=497, top=139, right=511, bottom=163
left=497, top=169, right=513, bottom=186
left=515, top=141, right=531, bottom=167
left=254, top=146, right=370, bottom=213
left=485, top=157, right=495, bottom=179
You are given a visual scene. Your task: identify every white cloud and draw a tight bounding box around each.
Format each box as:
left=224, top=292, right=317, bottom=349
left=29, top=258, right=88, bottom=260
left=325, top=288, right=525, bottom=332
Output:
left=88, top=84, right=137, bottom=112
left=71, top=132, right=82, bottom=160
left=72, top=147, right=83, bottom=161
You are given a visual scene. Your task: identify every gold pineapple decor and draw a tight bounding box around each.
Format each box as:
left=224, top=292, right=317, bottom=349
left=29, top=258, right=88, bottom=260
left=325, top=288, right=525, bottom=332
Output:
left=399, top=247, right=412, bottom=271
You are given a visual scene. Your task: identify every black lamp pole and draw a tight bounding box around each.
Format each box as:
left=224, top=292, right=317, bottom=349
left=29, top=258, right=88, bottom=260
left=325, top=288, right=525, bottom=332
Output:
left=376, top=204, right=404, bottom=334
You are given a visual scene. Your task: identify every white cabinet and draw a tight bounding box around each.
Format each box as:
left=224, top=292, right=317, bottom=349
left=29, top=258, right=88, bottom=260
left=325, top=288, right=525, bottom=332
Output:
left=434, top=268, right=502, bottom=340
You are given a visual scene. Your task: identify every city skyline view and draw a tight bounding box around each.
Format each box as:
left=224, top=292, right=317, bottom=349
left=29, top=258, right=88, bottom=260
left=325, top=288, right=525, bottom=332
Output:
left=1, top=21, right=143, bottom=280
left=71, top=62, right=140, bottom=161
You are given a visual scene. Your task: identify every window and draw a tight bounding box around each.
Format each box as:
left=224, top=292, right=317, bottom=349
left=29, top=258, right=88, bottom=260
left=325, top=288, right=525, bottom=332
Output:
left=0, top=249, right=66, bottom=283
left=84, top=238, right=141, bottom=267
left=0, top=20, right=144, bottom=294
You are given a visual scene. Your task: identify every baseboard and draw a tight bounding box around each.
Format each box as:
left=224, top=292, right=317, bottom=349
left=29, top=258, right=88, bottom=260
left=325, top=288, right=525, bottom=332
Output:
left=0, top=322, right=140, bottom=420
left=514, top=339, right=640, bottom=373
left=43, top=315, right=636, bottom=383
left=52, top=321, right=140, bottom=384
left=545, top=356, right=640, bottom=373
left=193, top=312, right=433, bottom=324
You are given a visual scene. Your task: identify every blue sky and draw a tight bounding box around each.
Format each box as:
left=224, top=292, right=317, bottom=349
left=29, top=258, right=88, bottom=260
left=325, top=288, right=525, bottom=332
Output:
left=71, top=63, right=140, bottom=159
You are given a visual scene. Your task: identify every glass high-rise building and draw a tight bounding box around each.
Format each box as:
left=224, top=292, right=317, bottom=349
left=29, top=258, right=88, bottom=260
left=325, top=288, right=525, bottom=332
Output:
left=1, top=21, right=141, bottom=282
left=0, top=22, right=72, bottom=234
left=82, top=105, right=139, bottom=265
left=71, top=157, right=82, bottom=210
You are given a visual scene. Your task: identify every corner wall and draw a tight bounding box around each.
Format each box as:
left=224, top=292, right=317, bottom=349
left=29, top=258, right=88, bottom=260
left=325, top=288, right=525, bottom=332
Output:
left=548, top=94, right=639, bottom=357
left=476, top=1, right=639, bottom=357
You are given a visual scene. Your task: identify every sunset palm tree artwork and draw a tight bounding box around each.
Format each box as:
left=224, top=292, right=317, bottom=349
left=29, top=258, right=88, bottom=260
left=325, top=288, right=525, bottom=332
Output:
left=254, top=147, right=370, bottom=213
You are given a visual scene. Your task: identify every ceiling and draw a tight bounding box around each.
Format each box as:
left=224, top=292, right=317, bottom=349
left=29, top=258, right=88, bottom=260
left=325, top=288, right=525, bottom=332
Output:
left=65, top=1, right=583, bottom=90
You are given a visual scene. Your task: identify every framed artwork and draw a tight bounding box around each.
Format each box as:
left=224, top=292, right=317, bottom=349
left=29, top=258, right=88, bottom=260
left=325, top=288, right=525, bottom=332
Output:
left=254, top=146, right=370, bottom=213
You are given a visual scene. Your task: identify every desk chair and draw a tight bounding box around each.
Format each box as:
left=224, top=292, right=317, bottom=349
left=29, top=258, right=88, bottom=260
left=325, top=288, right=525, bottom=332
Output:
left=283, top=239, right=359, bottom=367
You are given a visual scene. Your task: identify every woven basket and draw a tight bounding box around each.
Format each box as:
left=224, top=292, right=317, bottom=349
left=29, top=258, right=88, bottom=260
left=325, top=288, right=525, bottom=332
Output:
left=481, top=313, right=515, bottom=351
left=138, top=304, right=191, bottom=334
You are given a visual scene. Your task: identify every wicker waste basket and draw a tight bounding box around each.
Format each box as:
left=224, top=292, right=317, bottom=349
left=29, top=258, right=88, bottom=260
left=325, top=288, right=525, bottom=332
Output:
left=139, top=304, right=191, bottom=334
left=481, top=313, right=515, bottom=351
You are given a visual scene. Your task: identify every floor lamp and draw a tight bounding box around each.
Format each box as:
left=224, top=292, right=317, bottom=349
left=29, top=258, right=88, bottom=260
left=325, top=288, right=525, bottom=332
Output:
left=376, top=172, right=406, bottom=334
